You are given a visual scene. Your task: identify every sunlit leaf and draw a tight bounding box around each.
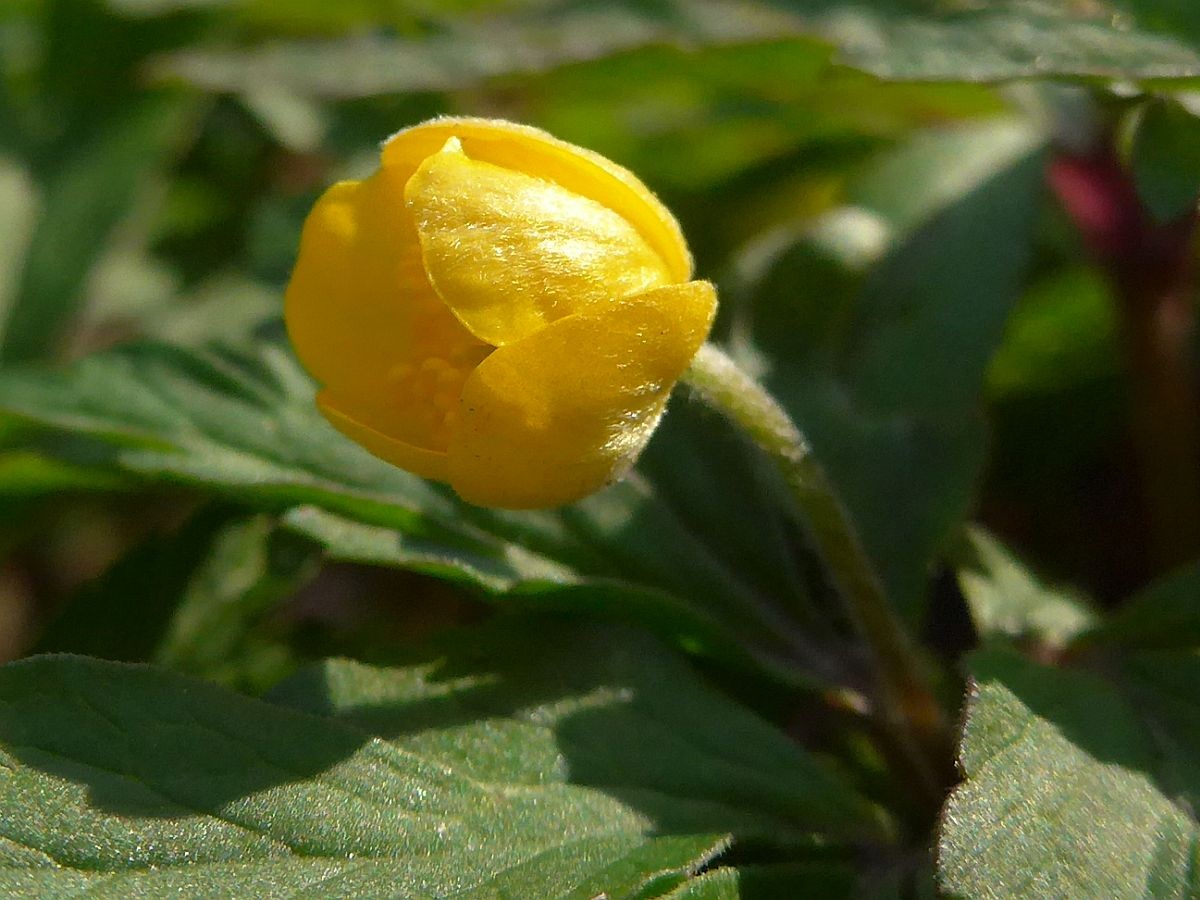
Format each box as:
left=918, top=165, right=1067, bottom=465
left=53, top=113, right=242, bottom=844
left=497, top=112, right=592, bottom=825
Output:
left=0, top=620, right=883, bottom=894
left=0, top=332, right=831, bottom=687
left=153, top=0, right=1200, bottom=101
left=940, top=647, right=1200, bottom=897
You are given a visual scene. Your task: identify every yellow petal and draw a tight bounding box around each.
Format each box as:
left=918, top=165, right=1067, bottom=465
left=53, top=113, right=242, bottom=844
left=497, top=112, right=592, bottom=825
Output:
left=446, top=281, right=717, bottom=508
left=405, top=138, right=672, bottom=346
left=382, top=117, right=692, bottom=283
left=317, top=391, right=449, bottom=482
left=285, top=169, right=416, bottom=394
left=285, top=167, right=488, bottom=453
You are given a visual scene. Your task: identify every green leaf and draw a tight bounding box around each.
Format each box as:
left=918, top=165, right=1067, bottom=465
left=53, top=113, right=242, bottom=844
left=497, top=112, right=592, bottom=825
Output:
left=140, top=275, right=282, bottom=346
left=1, top=91, right=196, bottom=362
left=981, top=266, right=1127, bottom=545
left=985, top=266, right=1119, bottom=401
left=152, top=2, right=830, bottom=99
left=731, top=120, right=1045, bottom=620
left=1087, top=560, right=1200, bottom=649
left=0, top=450, right=127, bottom=499
left=838, top=121, right=1045, bottom=414
left=659, top=862, right=859, bottom=898
left=0, top=622, right=881, bottom=895
left=33, top=505, right=317, bottom=690
left=151, top=514, right=320, bottom=690
left=33, top=504, right=246, bottom=662
left=939, top=647, right=1200, bottom=898
left=0, top=655, right=723, bottom=896
left=267, top=617, right=885, bottom=846
left=798, top=0, right=1200, bottom=82
left=105, top=0, right=232, bottom=15
left=660, top=868, right=742, bottom=900
left=151, top=0, right=1200, bottom=93
left=846, top=119, right=1042, bottom=236
left=0, top=333, right=826, bottom=687
left=552, top=55, right=848, bottom=209
left=1131, top=96, right=1200, bottom=222
left=0, top=440, right=130, bottom=537
left=1118, top=651, right=1200, bottom=810
left=952, top=526, right=1096, bottom=649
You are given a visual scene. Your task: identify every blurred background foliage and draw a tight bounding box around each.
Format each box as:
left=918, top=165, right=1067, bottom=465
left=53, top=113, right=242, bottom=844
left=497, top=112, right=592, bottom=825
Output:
left=1, top=0, right=1199, bottom=684
left=11, top=4, right=1200, bottom=894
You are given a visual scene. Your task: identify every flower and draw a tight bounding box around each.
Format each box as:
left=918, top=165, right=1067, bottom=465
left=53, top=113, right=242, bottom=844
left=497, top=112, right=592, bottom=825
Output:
left=285, top=117, right=717, bottom=509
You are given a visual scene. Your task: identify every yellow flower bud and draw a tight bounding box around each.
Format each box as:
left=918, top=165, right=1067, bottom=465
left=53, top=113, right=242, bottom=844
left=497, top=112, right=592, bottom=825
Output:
left=285, top=117, right=717, bottom=509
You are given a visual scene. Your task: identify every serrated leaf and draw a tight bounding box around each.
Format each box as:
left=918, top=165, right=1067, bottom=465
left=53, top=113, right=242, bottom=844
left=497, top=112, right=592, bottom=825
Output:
left=0, top=622, right=882, bottom=895
left=151, top=0, right=1200, bottom=94
left=266, top=618, right=886, bottom=846
left=803, top=0, right=1200, bottom=82
left=152, top=2, right=827, bottom=98
left=730, top=120, right=1045, bottom=621
left=0, top=654, right=727, bottom=896
left=659, top=868, right=741, bottom=899
left=0, top=333, right=827, bottom=687
left=939, top=647, right=1200, bottom=898
left=952, top=526, right=1096, bottom=649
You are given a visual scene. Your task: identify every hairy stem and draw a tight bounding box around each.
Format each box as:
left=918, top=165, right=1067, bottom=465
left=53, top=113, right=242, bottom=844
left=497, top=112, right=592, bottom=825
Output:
left=683, top=343, right=953, bottom=806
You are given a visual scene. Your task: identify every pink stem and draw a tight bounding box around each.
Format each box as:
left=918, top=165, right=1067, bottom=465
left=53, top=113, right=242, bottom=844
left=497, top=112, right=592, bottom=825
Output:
left=1049, top=145, right=1200, bottom=570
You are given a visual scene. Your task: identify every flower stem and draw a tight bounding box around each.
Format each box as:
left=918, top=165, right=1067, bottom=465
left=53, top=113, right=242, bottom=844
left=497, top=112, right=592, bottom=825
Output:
left=683, top=343, right=953, bottom=803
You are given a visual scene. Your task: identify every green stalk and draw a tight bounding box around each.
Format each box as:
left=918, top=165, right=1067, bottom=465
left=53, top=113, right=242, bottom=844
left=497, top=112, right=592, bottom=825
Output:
left=683, top=343, right=953, bottom=803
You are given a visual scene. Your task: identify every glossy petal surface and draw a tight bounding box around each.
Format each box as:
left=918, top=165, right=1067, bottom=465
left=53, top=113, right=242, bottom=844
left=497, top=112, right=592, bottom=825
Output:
left=286, top=117, right=715, bottom=508
left=447, top=281, right=717, bottom=508
left=406, top=138, right=671, bottom=346
left=382, top=118, right=692, bottom=282
left=285, top=167, right=487, bottom=453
